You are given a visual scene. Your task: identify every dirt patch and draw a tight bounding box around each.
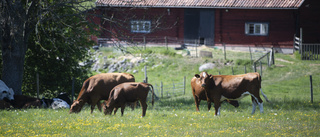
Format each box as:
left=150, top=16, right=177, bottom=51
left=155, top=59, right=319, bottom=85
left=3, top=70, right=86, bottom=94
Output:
left=276, top=58, right=294, bottom=64
left=309, top=64, right=320, bottom=66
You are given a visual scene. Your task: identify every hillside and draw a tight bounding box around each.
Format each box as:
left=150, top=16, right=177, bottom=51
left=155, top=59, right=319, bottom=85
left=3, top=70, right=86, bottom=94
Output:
left=90, top=46, right=320, bottom=104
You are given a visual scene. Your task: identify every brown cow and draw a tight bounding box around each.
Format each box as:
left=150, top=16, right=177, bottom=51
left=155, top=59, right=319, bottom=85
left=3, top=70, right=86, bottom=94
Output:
left=191, top=76, right=239, bottom=111
left=69, top=73, right=135, bottom=114
left=195, top=72, right=269, bottom=116
left=103, top=82, right=154, bottom=117
left=4, top=95, right=42, bottom=109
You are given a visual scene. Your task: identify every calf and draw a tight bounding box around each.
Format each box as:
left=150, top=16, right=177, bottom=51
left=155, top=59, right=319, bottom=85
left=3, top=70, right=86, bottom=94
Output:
left=196, top=72, right=269, bottom=116
left=70, top=73, right=135, bottom=114
left=103, top=82, right=154, bottom=117
left=191, top=76, right=239, bottom=111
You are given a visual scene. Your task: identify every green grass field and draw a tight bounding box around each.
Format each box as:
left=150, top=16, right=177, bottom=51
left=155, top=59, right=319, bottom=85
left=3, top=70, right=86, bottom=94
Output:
left=1, top=47, right=320, bottom=136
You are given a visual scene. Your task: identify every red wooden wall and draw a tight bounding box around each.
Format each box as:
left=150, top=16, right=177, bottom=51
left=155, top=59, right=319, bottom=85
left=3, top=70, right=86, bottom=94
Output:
left=214, top=9, right=297, bottom=48
left=92, top=2, right=318, bottom=48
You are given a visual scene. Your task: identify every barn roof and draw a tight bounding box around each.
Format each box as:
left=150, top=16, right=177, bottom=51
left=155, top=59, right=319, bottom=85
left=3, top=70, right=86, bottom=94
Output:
left=96, top=0, right=305, bottom=9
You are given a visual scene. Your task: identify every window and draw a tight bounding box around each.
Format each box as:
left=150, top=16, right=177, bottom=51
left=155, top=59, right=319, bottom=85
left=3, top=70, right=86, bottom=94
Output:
left=245, top=22, right=268, bottom=36
left=130, top=20, right=151, bottom=33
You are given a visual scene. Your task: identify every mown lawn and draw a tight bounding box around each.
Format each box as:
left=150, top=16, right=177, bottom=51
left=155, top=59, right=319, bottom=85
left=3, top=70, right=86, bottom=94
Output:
left=1, top=47, right=320, bottom=136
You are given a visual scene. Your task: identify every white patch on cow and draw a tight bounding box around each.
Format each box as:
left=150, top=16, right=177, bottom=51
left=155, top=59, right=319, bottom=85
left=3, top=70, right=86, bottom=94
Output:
left=221, top=91, right=250, bottom=102
left=202, top=72, right=207, bottom=78
left=251, top=101, right=257, bottom=114
left=217, top=107, right=221, bottom=116
left=259, top=103, right=264, bottom=113
left=51, top=98, right=70, bottom=109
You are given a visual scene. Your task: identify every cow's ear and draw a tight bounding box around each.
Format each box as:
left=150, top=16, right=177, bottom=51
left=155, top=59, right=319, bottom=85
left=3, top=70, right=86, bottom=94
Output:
left=195, top=74, right=200, bottom=78
left=209, top=74, right=214, bottom=79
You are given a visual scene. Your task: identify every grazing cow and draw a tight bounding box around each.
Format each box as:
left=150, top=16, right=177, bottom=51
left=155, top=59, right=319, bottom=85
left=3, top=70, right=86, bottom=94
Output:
left=191, top=76, right=239, bottom=111
left=0, top=80, right=14, bottom=100
left=103, top=82, right=154, bottom=117
left=195, top=72, right=269, bottom=116
left=70, top=73, right=135, bottom=114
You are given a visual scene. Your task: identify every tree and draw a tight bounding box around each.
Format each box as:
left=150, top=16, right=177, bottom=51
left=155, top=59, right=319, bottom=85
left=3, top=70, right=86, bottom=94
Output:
left=0, top=0, right=96, bottom=95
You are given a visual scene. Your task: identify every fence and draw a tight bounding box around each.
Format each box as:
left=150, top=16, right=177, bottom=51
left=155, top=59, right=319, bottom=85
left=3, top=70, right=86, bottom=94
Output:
left=152, top=76, right=186, bottom=99
left=294, top=28, right=320, bottom=60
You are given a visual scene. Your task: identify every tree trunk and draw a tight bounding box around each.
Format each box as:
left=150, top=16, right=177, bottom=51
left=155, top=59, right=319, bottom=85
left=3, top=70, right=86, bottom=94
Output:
left=1, top=41, right=26, bottom=95
left=1, top=18, right=27, bottom=95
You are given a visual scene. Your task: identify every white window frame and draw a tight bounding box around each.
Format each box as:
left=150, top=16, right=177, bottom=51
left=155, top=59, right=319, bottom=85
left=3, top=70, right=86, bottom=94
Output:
left=130, top=20, right=151, bottom=33
left=245, top=22, right=269, bottom=36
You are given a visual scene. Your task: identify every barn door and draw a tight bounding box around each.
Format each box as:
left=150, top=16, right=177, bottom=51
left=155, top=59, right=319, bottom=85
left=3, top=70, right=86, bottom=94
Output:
left=199, top=9, right=215, bottom=46
left=184, top=9, right=200, bottom=44
left=184, top=9, right=215, bottom=46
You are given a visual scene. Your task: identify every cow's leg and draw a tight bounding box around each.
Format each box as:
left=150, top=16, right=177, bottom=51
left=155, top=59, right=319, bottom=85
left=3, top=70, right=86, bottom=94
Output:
left=97, top=102, right=102, bottom=112
left=120, top=105, right=126, bottom=116
left=114, top=107, right=118, bottom=115
left=90, top=105, right=95, bottom=114
left=259, top=102, right=264, bottom=113
left=213, top=99, right=221, bottom=116
left=251, top=98, right=257, bottom=114
left=140, top=101, right=148, bottom=117
left=207, top=101, right=211, bottom=111
left=193, top=94, right=201, bottom=111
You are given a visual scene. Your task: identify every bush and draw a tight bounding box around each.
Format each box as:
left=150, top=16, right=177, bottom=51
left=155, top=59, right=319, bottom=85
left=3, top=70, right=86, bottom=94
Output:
left=235, top=59, right=251, bottom=66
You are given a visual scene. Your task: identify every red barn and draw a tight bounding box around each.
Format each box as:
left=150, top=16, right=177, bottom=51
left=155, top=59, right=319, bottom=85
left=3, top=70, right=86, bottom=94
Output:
left=91, top=0, right=320, bottom=51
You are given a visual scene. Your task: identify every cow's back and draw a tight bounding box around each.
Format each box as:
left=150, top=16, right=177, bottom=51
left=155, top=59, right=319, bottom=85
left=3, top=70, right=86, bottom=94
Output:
left=78, top=73, right=135, bottom=101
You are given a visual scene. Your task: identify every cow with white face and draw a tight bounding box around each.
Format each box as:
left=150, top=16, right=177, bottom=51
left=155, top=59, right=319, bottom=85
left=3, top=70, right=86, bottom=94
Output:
left=0, top=80, right=14, bottom=100
left=195, top=72, right=269, bottom=116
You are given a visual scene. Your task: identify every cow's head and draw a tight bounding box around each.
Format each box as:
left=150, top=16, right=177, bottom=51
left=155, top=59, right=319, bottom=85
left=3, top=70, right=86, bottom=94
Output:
left=102, top=101, right=114, bottom=115
left=0, top=88, right=14, bottom=100
left=195, top=72, right=212, bottom=88
left=69, top=100, right=83, bottom=113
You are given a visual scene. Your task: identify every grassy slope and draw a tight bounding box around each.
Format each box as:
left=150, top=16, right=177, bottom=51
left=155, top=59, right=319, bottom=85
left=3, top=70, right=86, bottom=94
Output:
left=1, top=47, right=320, bottom=136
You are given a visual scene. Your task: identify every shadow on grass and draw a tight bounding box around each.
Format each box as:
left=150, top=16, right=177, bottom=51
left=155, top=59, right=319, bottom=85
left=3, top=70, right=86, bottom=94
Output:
left=156, top=96, right=320, bottom=112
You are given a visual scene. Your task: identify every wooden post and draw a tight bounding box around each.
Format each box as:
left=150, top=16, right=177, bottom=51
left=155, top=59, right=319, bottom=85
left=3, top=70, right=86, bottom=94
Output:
left=232, top=67, right=234, bottom=75
left=244, top=66, right=247, bottom=74
left=267, top=52, right=270, bottom=67
left=300, top=28, right=303, bottom=55
left=143, top=36, right=146, bottom=50
left=223, top=43, right=226, bottom=60
left=271, top=47, right=275, bottom=65
left=172, top=81, right=175, bottom=96
left=165, top=36, right=168, bottom=50
left=160, top=81, right=163, bottom=98
left=195, top=40, right=198, bottom=58
left=253, top=62, right=257, bottom=72
left=183, top=76, right=186, bottom=95
left=72, top=77, right=75, bottom=103
left=36, top=73, right=39, bottom=99
left=144, top=66, right=148, bottom=83
left=310, top=75, right=313, bottom=103
left=260, top=61, right=262, bottom=76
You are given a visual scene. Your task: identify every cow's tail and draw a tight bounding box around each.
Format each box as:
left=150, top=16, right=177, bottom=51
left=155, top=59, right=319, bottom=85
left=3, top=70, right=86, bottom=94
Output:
left=146, top=83, right=154, bottom=107
left=257, top=72, right=270, bottom=103
left=261, top=90, right=270, bottom=103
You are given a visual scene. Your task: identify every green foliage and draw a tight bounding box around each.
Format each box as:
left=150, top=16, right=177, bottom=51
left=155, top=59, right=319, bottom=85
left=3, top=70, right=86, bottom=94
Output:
left=22, top=1, right=97, bottom=97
